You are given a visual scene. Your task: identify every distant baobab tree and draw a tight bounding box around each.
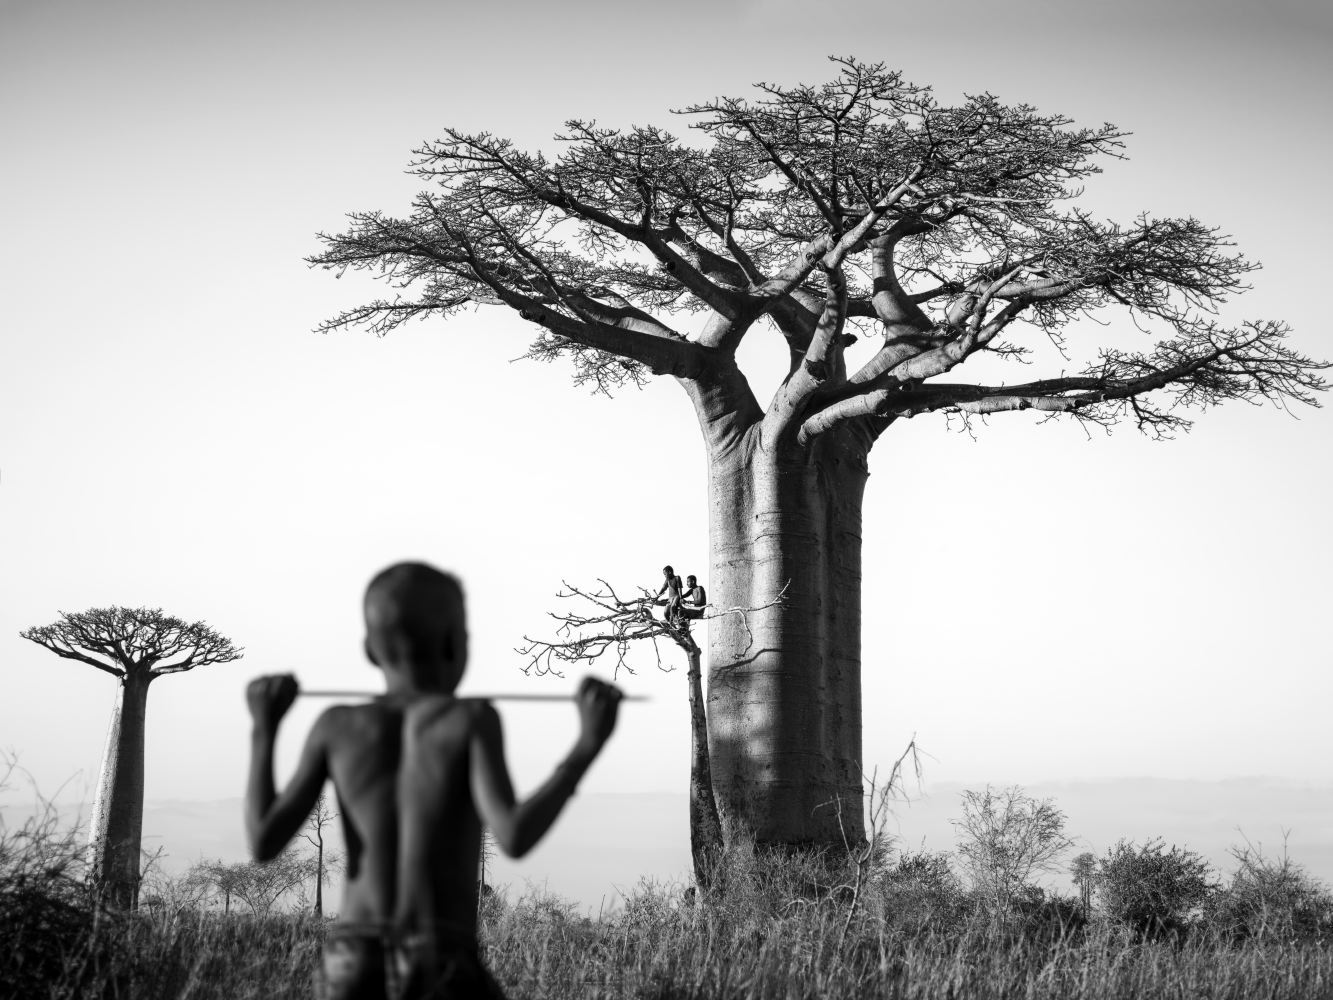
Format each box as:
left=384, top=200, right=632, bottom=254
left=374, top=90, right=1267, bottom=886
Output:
left=314, top=57, right=1329, bottom=851
left=20, top=607, right=243, bottom=909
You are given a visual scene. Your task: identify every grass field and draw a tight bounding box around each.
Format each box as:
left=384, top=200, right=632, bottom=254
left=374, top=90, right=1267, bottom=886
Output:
left=5, top=821, right=1333, bottom=1000
left=5, top=885, right=1332, bottom=999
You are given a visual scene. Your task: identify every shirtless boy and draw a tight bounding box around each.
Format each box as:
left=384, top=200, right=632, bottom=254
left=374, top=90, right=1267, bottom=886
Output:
left=651, top=564, right=683, bottom=623
left=680, top=575, right=707, bottom=620
left=245, top=562, right=621, bottom=999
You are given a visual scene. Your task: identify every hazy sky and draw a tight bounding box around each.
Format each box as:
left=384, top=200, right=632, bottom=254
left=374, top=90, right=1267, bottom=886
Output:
left=2, top=0, right=1330, bottom=841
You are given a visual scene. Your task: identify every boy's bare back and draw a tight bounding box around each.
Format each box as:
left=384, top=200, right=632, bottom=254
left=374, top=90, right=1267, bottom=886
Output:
left=302, top=696, right=493, bottom=934
left=245, top=562, right=620, bottom=999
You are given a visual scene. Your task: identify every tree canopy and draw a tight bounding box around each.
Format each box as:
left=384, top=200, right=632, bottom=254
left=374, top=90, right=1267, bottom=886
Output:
left=313, top=57, right=1326, bottom=437
left=20, top=607, right=243, bottom=678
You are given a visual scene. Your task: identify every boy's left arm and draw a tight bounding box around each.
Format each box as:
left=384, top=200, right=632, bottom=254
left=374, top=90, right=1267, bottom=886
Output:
left=245, top=674, right=330, bottom=861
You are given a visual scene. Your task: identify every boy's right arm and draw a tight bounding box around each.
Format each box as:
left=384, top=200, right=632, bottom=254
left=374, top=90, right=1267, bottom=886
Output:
left=244, top=674, right=330, bottom=862
left=469, top=677, right=621, bottom=858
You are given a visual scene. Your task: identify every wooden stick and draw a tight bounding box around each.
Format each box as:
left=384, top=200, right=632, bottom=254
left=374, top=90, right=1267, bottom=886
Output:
left=297, top=690, right=649, bottom=702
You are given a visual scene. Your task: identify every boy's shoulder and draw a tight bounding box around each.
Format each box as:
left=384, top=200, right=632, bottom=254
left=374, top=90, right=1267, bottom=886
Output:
left=312, top=695, right=497, bottom=731
left=402, top=694, right=500, bottom=728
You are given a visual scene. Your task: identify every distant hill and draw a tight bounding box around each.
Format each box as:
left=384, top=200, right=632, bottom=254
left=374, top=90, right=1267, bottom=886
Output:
left=5, top=778, right=1329, bottom=913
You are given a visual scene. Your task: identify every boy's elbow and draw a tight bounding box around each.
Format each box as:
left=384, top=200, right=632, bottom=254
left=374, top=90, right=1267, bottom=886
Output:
left=246, top=822, right=282, bottom=863
left=492, top=827, right=525, bottom=859
left=507, top=838, right=534, bottom=860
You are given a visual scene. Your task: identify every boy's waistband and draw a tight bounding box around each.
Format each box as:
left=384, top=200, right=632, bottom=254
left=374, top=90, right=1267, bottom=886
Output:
left=327, top=920, right=479, bottom=951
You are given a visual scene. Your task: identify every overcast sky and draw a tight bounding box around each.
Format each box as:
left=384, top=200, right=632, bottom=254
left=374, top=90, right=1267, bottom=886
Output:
left=3, top=0, right=1330, bottom=851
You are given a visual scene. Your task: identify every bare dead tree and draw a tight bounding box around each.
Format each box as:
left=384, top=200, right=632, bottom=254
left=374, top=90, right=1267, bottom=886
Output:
left=299, top=792, right=342, bottom=918
left=517, top=579, right=784, bottom=890
left=477, top=827, right=497, bottom=917
left=19, top=608, right=242, bottom=909
left=953, top=785, right=1076, bottom=910
left=314, top=57, right=1328, bottom=850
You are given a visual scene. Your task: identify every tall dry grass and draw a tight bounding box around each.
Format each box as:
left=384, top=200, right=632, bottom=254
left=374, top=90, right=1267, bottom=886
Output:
left=4, top=765, right=1331, bottom=999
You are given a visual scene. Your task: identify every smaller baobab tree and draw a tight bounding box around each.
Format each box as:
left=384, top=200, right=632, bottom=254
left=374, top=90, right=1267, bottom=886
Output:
left=517, top=579, right=783, bottom=890
left=20, top=607, right=242, bottom=909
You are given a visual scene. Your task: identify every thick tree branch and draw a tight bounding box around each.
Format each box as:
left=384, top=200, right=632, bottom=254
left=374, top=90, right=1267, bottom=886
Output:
left=799, top=320, right=1327, bottom=442
left=763, top=265, right=850, bottom=448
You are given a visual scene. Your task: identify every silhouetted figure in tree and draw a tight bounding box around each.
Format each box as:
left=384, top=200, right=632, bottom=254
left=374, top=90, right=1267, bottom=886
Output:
left=245, top=562, right=621, bottom=1000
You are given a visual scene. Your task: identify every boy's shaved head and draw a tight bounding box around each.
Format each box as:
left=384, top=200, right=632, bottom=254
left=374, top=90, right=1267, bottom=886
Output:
left=364, top=562, right=466, bottom=673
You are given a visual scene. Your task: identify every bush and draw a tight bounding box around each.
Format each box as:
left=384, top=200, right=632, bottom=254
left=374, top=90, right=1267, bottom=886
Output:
left=1097, top=838, right=1215, bottom=940
left=1007, top=886, right=1088, bottom=945
left=1204, top=843, right=1333, bottom=943
left=0, top=770, right=118, bottom=1000
left=877, top=850, right=969, bottom=932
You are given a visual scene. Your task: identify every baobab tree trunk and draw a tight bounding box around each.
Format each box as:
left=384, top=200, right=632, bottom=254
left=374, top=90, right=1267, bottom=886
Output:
left=91, top=672, right=152, bottom=909
left=86, top=690, right=122, bottom=878
left=706, top=429, right=868, bottom=849
left=684, top=637, right=724, bottom=889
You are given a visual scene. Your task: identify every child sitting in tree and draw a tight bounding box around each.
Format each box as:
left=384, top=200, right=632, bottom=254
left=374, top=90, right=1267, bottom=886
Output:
left=245, top=561, right=622, bottom=999
left=651, top=564, right=684, bottom=623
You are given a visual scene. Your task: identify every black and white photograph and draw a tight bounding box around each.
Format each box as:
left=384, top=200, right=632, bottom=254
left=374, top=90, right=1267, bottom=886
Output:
left=2, top=1, right=1330, bottom=996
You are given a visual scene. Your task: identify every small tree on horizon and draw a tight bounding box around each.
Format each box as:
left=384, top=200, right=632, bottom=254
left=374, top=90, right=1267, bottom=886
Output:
left=1070, top=850, right=1097, bottom=920
left=186, top=858, right=248, bottom=915
left=188, top=852, right=319, bottom=918
left=953, top=785, right=1075, bottom=909
left=20, top=607, right=242, bottom=909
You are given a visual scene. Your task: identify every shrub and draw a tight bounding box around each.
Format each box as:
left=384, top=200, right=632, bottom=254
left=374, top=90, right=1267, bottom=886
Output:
left=1007, top=886, right=1088, bottom=944
left=1204, top=842, right=1333, bottom=943
left=1097, top=838, right=1215, bottom=940
left=0, top=767, right=116, bottom=1000
left=877, top=850, right=969, bottom=932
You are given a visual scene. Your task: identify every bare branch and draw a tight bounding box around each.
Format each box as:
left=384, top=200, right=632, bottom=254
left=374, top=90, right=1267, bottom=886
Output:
left=517, top=579, right=788, bottom=680
left=800, top=320, right=1327, bottom=442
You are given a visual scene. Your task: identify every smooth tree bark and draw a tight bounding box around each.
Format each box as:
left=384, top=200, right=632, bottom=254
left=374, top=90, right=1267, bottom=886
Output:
left=20, top=607, right=243, bottom=908
left=682, top=633, right=726, bottom=887
left=313, top=59, right=1328, bottom=850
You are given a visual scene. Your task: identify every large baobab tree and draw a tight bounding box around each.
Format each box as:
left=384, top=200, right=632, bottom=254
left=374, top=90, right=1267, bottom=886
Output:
left=312, top=58, right=1328, bottom=850
left=20, top=607, right=242, bottom=908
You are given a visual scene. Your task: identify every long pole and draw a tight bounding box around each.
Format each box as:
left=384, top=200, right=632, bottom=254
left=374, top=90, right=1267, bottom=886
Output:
left=297, top=690, right=648, bottom=701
